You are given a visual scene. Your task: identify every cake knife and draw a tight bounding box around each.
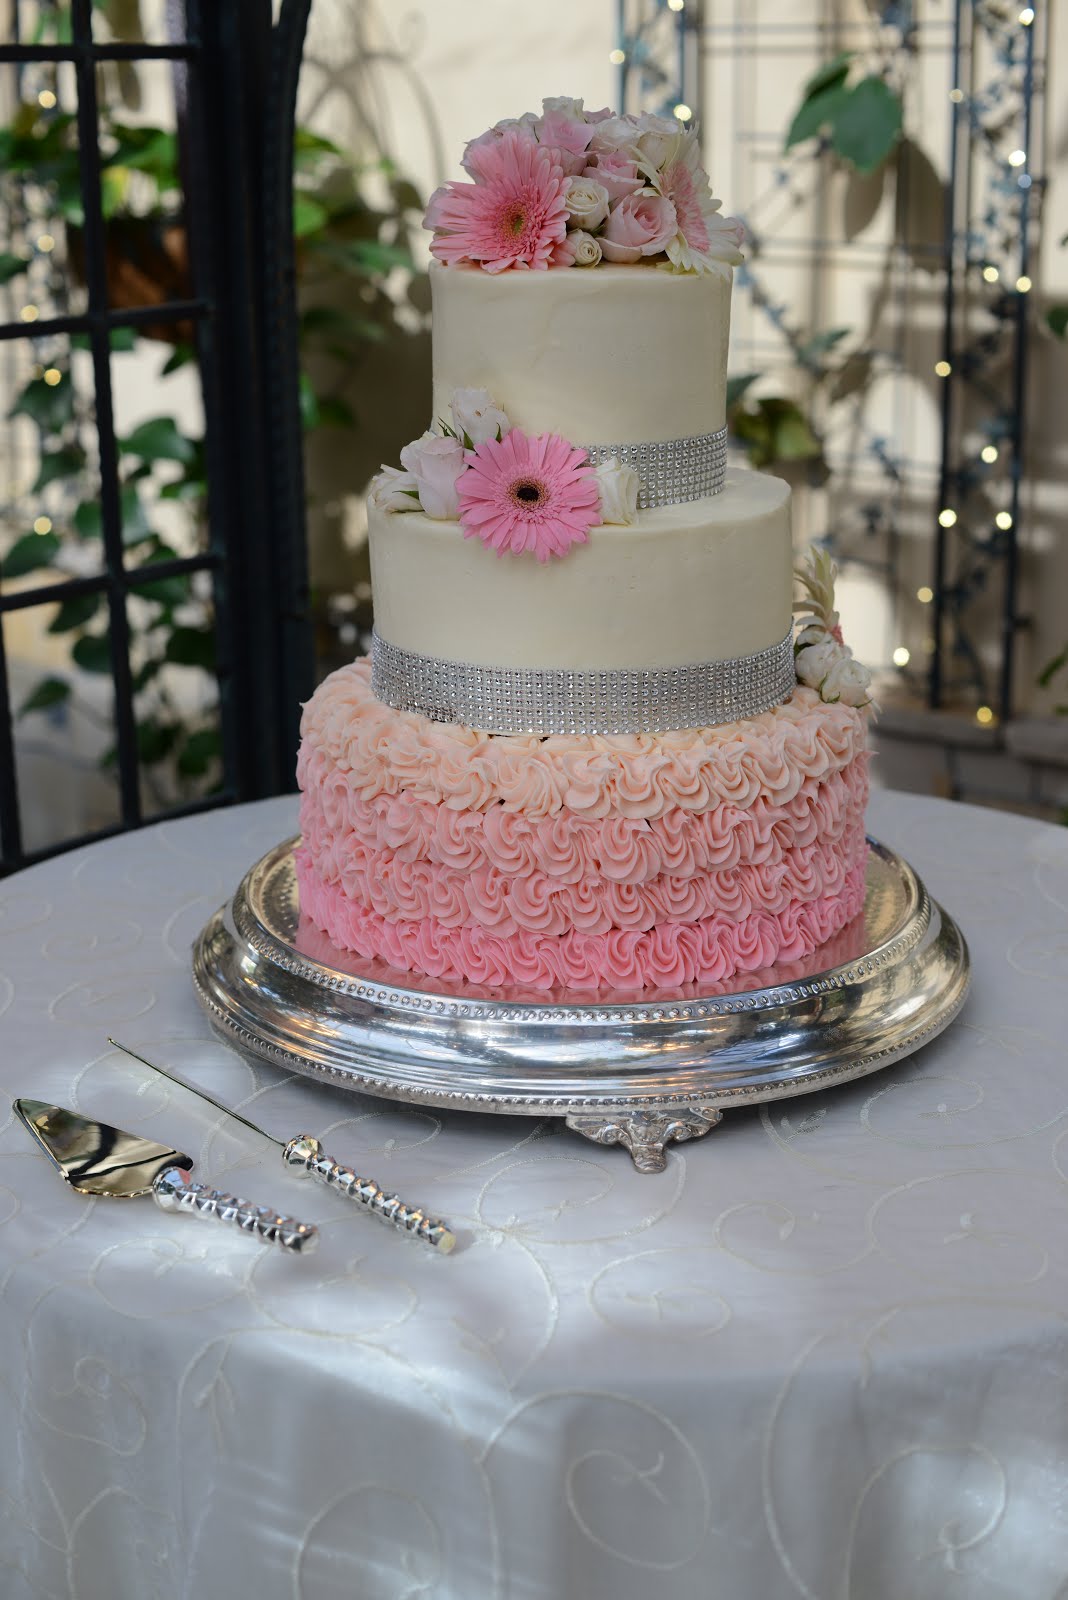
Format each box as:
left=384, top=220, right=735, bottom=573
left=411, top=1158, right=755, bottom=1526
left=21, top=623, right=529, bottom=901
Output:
left=13, top=1098, right=318, bottom=1254
left=108, top=1039, right=457, bottom=1253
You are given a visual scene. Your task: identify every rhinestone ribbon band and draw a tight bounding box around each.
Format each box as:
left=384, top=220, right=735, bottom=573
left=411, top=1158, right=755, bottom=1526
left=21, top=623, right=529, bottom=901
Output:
left=371, top=628, right=796, bottom=736
left=580, top=425, right=728, bottom=509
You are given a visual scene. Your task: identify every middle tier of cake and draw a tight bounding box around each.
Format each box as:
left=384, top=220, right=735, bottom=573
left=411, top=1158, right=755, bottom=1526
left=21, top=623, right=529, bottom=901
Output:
left=370, top=467, right=791, bottom=673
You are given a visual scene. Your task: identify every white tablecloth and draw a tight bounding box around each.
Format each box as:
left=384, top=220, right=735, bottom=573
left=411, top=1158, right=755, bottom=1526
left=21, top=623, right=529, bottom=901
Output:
left=1, top=790, right=1066, bottom=1599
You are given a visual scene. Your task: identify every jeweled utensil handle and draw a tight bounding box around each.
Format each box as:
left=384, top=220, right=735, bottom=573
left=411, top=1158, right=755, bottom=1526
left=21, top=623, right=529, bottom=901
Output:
left=283, top=1135, right=456, bottom=1254
left=151, top=1166, right=318, bottom=1254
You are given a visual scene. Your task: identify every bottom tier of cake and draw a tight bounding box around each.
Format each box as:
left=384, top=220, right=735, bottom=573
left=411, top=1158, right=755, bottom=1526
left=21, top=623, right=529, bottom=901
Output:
left=295, top=658, right=870, bottom=993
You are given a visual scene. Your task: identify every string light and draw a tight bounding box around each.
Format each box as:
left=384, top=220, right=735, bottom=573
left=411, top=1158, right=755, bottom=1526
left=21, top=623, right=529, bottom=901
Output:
left=949, top=88, right=964, bottom=103
left=1008, top=149, right=1027, bottom=167
left=608, top=48, right=625, bottom=64
left=33, top=516, right=52, bottom=535
left=938, top=508, right=957, bottom=528
left=981, top=445, right=999, bottom=464
left=20, top=305, right=39, bottom=323
left=37, top=89, right=56, bottom=109
left=36, top=233, right=55, bottom=252
left=917, top=586, right=934, bottom=604
left=892, top=646, right=911, bottom=667
left=1019, top=6, right=1035, bottom=23
left=674, top=103, right=693, bottom=121
left=1015, top=275, right=1032, bottom=293
left=934, top=359, right=952, bottom=377
left=982, top=265, right=999, bottom=282
left=976, top=705, right=995, bottom=725
left=995, top=511, right=1014, bottom=530
left=43, top=368, right=62, bottom=386
left=668, top=0, right=686, bottom=10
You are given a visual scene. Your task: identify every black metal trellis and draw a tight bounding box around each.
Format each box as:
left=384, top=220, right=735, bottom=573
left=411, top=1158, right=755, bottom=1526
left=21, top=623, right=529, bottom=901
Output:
left=0, top=0, right=315, bottom=875
left=624, top=1, right=1047, bottom=726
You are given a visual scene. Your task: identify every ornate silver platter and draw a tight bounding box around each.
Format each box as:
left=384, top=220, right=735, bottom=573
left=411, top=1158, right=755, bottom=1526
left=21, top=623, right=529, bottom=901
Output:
left=192, top=837, right=970, bottom=1172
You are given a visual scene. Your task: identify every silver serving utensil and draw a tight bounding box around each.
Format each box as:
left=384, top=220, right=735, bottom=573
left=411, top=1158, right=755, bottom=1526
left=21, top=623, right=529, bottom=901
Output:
left=14, top=1098, right=318, bottom=1255
left=108, top=1039, right=457, bottom=1254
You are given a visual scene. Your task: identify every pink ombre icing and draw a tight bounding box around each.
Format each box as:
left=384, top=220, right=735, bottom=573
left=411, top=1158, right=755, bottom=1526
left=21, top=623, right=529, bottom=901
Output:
left=424, top=129, right=570, bottom=273
left=295, top=852, right=868, bottom=995
left=457, top=428, right=601, bottom=561
left=296, top=662, right=872, bottom=992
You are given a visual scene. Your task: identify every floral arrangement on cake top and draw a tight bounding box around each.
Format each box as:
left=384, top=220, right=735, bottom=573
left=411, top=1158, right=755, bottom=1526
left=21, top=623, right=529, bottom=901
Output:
left=793, top=548, right=874, bottom=709
left=423, top=96, right=744, bottom=277
left=370, top=387, right=638, bottom=562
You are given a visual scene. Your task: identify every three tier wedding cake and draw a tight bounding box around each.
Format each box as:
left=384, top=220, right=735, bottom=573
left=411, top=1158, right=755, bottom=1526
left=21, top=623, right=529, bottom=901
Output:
left=295, top=99, right=873, bottom=993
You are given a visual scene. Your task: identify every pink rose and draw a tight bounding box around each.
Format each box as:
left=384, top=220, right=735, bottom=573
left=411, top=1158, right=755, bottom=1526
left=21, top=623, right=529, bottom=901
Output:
left=399, top=432, right=465, bottom=520
left=585, top=152, right=644, bottom=203
left=536, top=108, right=593, bottom=176
left=600, top=190, right=678, bottom=262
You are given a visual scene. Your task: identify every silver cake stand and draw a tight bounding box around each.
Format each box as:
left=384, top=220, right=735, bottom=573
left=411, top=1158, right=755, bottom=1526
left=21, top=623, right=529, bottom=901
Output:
left=191, top=837, right=969, bottom=1172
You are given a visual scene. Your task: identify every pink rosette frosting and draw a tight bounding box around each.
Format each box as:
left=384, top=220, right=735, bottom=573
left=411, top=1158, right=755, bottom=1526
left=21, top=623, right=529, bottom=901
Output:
left=299, top=659, right=870, bottom=824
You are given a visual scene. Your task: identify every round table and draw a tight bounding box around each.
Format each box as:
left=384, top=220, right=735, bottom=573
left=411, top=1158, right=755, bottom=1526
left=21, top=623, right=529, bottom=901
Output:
left=1, top=790, right=1066, bottom=1600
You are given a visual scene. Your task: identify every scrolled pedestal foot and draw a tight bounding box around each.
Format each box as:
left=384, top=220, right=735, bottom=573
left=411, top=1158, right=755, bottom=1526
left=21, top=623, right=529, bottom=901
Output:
left=565, top=1106, right=724, bottom=1172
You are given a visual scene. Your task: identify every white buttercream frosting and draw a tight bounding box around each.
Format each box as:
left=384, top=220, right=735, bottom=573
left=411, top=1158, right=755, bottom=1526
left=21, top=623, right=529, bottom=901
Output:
left=430, top=261, right=731, bottom=443
left=369, top=467, right=792, bottom=672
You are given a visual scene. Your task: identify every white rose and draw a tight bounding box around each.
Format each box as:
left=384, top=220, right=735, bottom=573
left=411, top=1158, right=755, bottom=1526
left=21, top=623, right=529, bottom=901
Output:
left=595, top=457, right=641, bottom=525
left=368, top=464, right=420, bottom=512
left=588, top=113, right=642, bottom=157
left=635, top=113, right=684, bottom=171
left=794, top=621, right=829, bottom=650
left=541, top=95, right=585, bottom=119
left=820, top=654, right=873, bottom=708
left=794, top=639, right=841, bottom=689
left=568, top=229, right=602, bottom=267
left=399, top=432, right=465, bottom=520
left=565, top=176, right=610, bottom=231
left=450, top=388, right=510, bottom=445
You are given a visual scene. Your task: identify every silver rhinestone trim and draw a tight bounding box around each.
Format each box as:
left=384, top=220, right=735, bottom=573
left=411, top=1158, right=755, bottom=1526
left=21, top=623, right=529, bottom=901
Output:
left=580, top=425, right=728, bottom=509
left=371, top=628, right=796, bottom=736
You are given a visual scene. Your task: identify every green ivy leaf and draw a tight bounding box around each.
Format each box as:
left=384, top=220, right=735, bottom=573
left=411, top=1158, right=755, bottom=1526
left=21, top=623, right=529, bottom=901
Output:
left=73, top=498, right=103, bottom=540
left=785, top=82, right=850, bottom=151
left=299, top=372, right=320, bottom=430
left=19, top=675, right=70, bottom=716
left=133, top=656, right=163, bottom=692
left=165, top=626, right=215, bottom=671
left=3, top=529, right=60, bottom=578
left=802, top=51, right=853, bottom=100
left=1046, top=306, right=1068, bottom=340
left=119, top=416, right=197, bottom=464
left=71, top=326, right=139, bottom=353
left=136, top=717, right=178, bottom=765
left=177, top=725, right=222, bottom=777
left=72, top=634, right=113, bottom=674
left=1038, top=646, right=1068, bottom=688
left=0, top=251, right=31, bottom=285
left=293, top=195, right=329, bottom=237
left=10, top=372, right=75, bottom=433
left=726, top=372, right=761, bottom=410
left=121, top=482, right=153, bottom=545
left=160, top=343, right=195, bottom=375
left=31, top=446, right=86, bottom=494
left=49, top=592, right=101, bottom=633
left=831, top=77, right=903, bottom=175
left=797, top=327, right=851, bottom=363
left=317, top=395, right=355, bottom=428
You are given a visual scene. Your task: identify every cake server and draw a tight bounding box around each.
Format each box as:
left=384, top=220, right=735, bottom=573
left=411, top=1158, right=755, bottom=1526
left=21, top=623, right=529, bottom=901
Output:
left=108, top=1039, right=457, bottom=1253
left=13, top=1098, right=318, bottom=1254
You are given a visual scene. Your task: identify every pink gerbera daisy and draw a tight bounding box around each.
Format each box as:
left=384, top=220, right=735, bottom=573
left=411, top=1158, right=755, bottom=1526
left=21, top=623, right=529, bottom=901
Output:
left=656, top=139, right=745, bottom=278
left=457, top=429, right=601, bottom=562
left=424, top=129, right=570, bottom=274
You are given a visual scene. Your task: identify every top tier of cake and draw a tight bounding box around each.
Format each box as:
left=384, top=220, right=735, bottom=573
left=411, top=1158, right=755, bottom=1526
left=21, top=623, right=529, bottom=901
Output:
left=430, top=261, right=731, bottom=445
